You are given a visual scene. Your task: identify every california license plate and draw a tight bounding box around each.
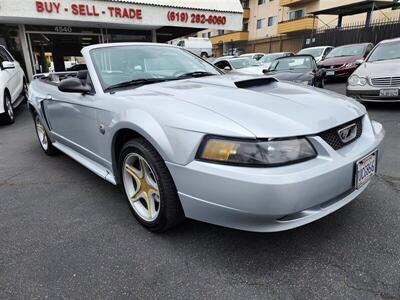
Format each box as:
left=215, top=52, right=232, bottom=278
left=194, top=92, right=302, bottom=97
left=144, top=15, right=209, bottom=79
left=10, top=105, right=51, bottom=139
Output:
left=379, top=89, right=398, bottom=97
left=326, top=70, right=335, bottom=76
left=355, top=151, right=377, bottom=189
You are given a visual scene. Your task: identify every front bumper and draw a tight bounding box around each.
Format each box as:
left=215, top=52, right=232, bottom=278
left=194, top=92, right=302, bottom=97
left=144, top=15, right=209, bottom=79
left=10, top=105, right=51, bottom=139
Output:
left=347, top=86, right=400, bottom=102
left=322, top=66, right=357, bottom=78
left=167, top=116, right=385, bottom=232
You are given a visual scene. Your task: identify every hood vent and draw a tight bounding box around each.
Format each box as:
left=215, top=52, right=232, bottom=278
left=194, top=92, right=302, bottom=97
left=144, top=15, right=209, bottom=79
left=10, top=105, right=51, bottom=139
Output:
left=234, top=77, right=278, bottom=89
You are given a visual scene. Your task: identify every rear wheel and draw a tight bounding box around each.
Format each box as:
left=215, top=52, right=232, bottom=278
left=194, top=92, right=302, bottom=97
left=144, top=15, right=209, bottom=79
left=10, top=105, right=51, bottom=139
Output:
left=119, top=138, right=184, bottom=232
left=0, top=93, right=15, bottom=125
left=200, top=52, right=208, bottom=58
left=34, top=113, right=58, bottom=155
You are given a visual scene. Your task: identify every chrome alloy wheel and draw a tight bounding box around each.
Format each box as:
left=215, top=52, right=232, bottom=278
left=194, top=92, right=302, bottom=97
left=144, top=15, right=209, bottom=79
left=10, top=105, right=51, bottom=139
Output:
left=123, top=153, right=161, bottom=222
left=35, top=115, right=49, bottom=151
left=5, top=96, right=14, bottom=120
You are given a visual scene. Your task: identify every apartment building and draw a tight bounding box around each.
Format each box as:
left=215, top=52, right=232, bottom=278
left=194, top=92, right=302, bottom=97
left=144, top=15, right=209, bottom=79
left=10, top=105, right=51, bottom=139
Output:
left=196, top=0, right=400, bottom=56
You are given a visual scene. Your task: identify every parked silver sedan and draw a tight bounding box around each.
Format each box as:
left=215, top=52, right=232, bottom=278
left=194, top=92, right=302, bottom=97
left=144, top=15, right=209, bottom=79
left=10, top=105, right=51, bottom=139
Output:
left=28, top=43, right=384, bottom=232
left=347, top=37, right=400, bottom=102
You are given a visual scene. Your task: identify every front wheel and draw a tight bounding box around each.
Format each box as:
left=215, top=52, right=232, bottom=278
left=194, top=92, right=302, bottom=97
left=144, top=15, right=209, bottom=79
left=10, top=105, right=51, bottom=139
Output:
left=0, top=93, right=15, bottom=125
left=119, top=138, right=184, bottom=232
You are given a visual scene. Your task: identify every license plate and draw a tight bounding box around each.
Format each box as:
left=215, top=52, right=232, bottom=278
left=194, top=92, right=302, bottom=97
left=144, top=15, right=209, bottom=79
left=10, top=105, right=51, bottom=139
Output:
left=355, top=151, right=377, bottom=189
left=379, top=89, right=398, bottom=97
left=326, top=70, right=335, bottom=76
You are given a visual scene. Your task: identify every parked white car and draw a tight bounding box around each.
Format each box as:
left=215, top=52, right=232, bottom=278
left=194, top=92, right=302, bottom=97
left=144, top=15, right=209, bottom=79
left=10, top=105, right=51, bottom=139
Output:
left=298, top=46, right=334, bottom=63
left=176, top=37, right=212, bottom=58
left=213, top=57, right=266, bottom=75
left=0, top=45, right=27, bottom=124
left=259, top=52, right=294, bottom=69
left=240, top=53, right=265, bottom=61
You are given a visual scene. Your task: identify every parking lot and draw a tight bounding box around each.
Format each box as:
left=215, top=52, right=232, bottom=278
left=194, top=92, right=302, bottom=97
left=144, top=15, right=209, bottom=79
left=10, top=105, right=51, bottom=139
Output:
left=1, top=81, right=400, bottom=299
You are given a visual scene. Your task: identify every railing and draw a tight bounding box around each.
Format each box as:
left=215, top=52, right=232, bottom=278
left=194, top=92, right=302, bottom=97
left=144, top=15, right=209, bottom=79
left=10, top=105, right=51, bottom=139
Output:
left=305, top=18, right=400, bottom=47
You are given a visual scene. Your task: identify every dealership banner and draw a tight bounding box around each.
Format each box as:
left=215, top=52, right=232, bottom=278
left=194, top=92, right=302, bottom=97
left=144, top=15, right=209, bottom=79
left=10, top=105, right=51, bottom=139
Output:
left=0, top=0, right=243, bottom=30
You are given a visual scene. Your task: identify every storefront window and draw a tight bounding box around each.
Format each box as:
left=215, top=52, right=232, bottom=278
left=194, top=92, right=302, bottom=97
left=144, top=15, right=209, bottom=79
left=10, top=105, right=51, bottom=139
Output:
left=0, top=25, right=26, bottom=73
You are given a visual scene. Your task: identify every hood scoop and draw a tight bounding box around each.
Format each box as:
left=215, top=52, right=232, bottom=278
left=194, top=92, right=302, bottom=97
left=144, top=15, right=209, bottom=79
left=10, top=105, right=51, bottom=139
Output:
left=234, top=77, right=278, bottom=90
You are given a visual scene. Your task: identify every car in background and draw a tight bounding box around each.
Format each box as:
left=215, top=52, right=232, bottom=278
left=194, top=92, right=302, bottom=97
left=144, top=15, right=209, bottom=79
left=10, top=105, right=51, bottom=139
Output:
left=347, top=37, right=400, bottom=102
left=297, top=46, right=334, bottom=63
left=318, top=43, right=374, bottom=79
left=0, top=45, right=27, bottom=125
left=240, top=53, right=265, bottom=61
left=224, top=48, right=245, bottom=56
left=67, top=64, right=88, bottom=71
left=213, top=57, right=265, bottom=75
left=176, top=37, right=212, bottom=58
left=259, top=52, right=294, bottom=69
left=264, top=54, right=325, bottom=88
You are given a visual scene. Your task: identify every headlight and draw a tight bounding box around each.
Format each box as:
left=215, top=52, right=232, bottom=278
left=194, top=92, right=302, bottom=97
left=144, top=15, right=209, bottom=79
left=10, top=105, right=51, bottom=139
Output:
left=344, top=63, right=355, bottom=68
left=196, top=136, right=317, bottom=167
left=348, top=75, right=367, bottom=86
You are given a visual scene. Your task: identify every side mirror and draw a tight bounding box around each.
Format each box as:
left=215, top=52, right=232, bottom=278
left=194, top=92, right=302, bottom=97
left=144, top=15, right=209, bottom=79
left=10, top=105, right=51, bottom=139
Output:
left=223, top=66, right=231, bottom=71
left=262, top=69, right=270, bottom=74
left=1, top=61, right=15, bottom=70
left=58, top=78, right=92, bottom=94
left=355, top=59, right=364, bottom=66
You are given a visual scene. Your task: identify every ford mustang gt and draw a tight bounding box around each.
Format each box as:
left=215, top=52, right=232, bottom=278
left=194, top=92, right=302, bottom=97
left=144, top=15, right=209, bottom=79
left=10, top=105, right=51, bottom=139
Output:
left=28, top=43, right=385, bottom=232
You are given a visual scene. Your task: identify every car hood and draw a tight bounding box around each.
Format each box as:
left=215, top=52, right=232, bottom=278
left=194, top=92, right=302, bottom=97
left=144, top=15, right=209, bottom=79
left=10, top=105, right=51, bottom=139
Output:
left=319, top=55, right=363, bottom=66
left=127, top=74, right=365, bottom=138
left=265, top=71, right=313, bottom=82
left=354, top=59, right=400, bottom=77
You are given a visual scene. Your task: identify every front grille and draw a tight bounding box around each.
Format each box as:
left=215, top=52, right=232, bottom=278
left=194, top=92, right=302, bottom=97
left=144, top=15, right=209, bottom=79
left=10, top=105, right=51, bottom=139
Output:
left=371, top=76, right=400, bottom=87
left=319, top=64, right=344, bottom=70
left=318, top=117, right=363, bottom=150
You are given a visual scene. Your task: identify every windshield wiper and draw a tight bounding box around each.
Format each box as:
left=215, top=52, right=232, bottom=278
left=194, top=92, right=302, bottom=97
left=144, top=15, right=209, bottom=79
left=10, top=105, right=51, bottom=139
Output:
left=104, top=78, right=167, bottom=92
left=176, top=71, right=215, bottom=79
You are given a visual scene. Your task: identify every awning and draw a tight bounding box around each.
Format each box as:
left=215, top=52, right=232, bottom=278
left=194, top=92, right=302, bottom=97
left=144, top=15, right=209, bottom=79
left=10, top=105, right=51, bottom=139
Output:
left=107, top=0, right=244, bottom=13
left=0, top=0, right=244, bottom=34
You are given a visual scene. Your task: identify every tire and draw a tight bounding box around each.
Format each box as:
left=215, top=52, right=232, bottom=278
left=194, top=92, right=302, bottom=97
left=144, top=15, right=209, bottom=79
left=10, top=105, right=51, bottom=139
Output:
left=200, top=52, right=208, bottom=58
left=119, top=138, right=184, bottom=232
left=0, top=92, right=15, bottom=125
left=34, top=113, right=58, bottom=155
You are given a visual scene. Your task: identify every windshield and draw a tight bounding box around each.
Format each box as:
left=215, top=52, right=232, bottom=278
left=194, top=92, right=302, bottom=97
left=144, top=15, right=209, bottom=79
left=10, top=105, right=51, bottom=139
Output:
left=90, top=45, right=220, bottom=90
left=260, top=53, right=285, bottom=64
left=270, top=56, right=314, bottom=71
left=298, top=48, right=324, bottom=58
left=230, top=58, right=261, bottom=69
left=326, top=44, right=365, bottom=58
left=367, top=42, right=400, bottom=62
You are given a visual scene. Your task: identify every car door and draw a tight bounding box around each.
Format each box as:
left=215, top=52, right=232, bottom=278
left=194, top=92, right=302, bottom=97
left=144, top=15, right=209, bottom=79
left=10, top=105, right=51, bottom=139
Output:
left=0, top=47, right=19, bottom=101
left=43, top=73, right=107, bottom=167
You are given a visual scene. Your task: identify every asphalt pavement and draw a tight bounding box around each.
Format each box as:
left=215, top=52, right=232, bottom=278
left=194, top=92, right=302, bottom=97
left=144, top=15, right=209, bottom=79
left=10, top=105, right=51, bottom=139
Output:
left=1, top=82, right=399, bottom=299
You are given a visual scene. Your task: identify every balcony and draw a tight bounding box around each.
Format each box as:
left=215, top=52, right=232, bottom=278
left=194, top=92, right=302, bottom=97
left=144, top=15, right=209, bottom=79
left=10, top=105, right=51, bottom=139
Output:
left=280, top=0, right=318, bottom=7
left=243, top=8, right=250, bottom=19
left=210, top=31, right=249, bottom=44
left=278, top=16, right=318, bottom=34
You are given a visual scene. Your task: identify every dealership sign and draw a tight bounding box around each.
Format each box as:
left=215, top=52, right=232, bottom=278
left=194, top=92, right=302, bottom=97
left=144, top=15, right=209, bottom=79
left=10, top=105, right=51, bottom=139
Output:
left=0, top=0, right=243, bottom=30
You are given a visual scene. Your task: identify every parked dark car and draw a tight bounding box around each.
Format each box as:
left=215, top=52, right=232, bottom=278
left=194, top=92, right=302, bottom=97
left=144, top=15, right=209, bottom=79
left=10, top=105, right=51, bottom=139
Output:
left=318, top=43, right=374, bottom=79
left=264, top=55, right=325, bottom=88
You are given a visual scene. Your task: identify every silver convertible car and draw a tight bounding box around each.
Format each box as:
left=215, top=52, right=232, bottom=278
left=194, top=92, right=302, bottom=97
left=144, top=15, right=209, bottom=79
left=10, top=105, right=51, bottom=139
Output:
left=28, top=43, right=385, bottom=232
